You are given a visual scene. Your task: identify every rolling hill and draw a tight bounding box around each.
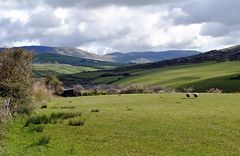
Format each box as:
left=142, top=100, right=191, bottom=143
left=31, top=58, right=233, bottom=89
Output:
left=111, top=44, right=240, bottom=71
left=33, top=64, right=96, bottom=77
left=32, top=53, right=125, bottom=77
left=60, top=44, right=240, bottom=92
left=0, top=47, right=124, bottom=72
left=60, top=61, right=240, bottom=92
left=19, top=46, right=113, bottom=62
left=1, top=46, right=201, bottom=64
left=107, top=50, right=201, bottom=63
left=34, top=53, right=123, bottom=69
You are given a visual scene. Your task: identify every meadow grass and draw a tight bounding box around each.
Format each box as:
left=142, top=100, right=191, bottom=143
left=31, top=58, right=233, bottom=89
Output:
left=33, top=63, right=96, bottom=75
left=76, top=61, right=240, bottom=92
left=113, top=61, right=240, bottom=92
left=2, top=93, right=240, bottom=155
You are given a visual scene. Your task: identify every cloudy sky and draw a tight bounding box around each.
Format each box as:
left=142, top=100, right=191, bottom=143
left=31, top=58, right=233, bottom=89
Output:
left=0, top=0, right=239, bottom=54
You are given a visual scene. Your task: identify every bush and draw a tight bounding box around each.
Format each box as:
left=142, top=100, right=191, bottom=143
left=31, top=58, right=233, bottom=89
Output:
left=44, top=75, right=64, bottom=96
left=183, top=86, right=194, bottom=93
left=63, top=84, right=174, bottom=97
left=68, top=119, right=85, bottom=126
left=150, top=86, right=167, bottom=93
left=120, top=84, right=147, bottom=94
left=36, top=135, right=50, bottom=146
left=73, top=84, right=84, bottom=96
left=0, top=48, right=33, bottom=114
left=207, top=88, right=223, bottom=93
left=32, top=81, right=52, bottom=102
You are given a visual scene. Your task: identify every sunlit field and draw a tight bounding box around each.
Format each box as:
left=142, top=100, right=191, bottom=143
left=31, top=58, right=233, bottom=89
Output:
left=2, top=93, right=240, bottom=155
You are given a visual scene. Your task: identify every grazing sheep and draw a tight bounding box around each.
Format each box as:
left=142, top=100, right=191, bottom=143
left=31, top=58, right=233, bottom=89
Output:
left=193, top=93, right=199, bottom=98
left=186, top=93, right=191, bottom=98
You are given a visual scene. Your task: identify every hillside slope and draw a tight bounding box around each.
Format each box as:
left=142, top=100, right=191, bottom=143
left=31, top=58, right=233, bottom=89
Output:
left=114, top=44, right=240, bottom=71
left=110, top=61, right=240, bottom=92
left=107, top=50, right=201, bottom=63
left=34, top=53, right=123, bottom=69
left=33, top=64, right=96, bottom=77
left=61, top=61, right=240, bottom=92
left=1, top=46, right=201, bottom=64
left=1, top=46, right=113, bottom=62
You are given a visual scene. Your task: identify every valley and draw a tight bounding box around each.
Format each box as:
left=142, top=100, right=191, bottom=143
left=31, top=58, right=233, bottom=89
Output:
left=1, top=1, right=240, bottom=155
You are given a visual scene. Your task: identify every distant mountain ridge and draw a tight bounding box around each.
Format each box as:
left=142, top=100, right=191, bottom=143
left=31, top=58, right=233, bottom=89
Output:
left=19, top=46, right=113, bottom=62
left=0, top=46, right=201, bottom=64
left=114, top=44, right=240, bottom=71
left=107, top=50, right=201, bottom=63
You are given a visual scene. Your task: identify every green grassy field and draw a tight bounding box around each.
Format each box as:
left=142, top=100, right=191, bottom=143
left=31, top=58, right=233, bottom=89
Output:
left=2, top=93, right=240, bottom=155
left=33, top=63, right=96, bottom=75
left=35, top=53, right=122, bottom=69
left=113, top=61, right=240, bottom=92
left=66, top=61, right=240, bottom=92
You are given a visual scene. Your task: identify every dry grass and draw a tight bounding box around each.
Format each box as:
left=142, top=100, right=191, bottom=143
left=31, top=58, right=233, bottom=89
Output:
left=32, top=82, right=52, bottom=102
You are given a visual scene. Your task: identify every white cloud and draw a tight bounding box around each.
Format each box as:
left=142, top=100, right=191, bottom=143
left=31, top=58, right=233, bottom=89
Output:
left=0, top=0, right=239, bottom=54
left=10, top=40, right=40, bottom=47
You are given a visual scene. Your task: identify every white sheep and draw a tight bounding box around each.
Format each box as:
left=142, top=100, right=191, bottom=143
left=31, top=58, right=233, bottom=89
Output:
left=186, top=93, right=191, bottom=98
left=193, top=93, right=199, bottom=98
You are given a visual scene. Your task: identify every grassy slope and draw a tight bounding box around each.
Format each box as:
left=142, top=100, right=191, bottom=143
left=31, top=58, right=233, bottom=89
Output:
left=33, top=64, right=96, bottom=75
left=90, top=61, right=240, bottom=92
left=2, top=94, right=240, bottom=155
left=34, top=53, right=121, bottom=69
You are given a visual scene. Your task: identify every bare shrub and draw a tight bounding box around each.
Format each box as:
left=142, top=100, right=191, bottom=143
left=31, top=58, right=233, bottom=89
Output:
left=207, top=88, right=223, bottom=93
left=95, top=85, right=122, bottom=95
left=183, top=86, right=194, bottom=93
left=66, top=84, right=176, bottom=97
left=73, top=84, right=84, bottom=96
left=32, top=81, right=52, bottom=102
left=149, top=86, right=174, bottom=93
left=120, top=84, right=147, bottom=94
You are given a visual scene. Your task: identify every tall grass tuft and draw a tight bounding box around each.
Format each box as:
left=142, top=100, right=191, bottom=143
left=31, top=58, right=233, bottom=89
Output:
left=36, top=135, right=50, bottom=146
left=24, top=115, right=49, bottom=127
left=68, top=119, right=85, bottom=126
left=91, top=109, right=100, bottom=113
left=28, top=125, right=44, bottom=133
left=24, top=112, right=81, bottom=127
left=49, top=112, right=81, bottom=121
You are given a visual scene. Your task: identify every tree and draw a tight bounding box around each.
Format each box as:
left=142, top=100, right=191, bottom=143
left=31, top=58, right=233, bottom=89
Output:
left=0, top=48, right=34, bottom=114
left=44, top=74, right=64, bottom=95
